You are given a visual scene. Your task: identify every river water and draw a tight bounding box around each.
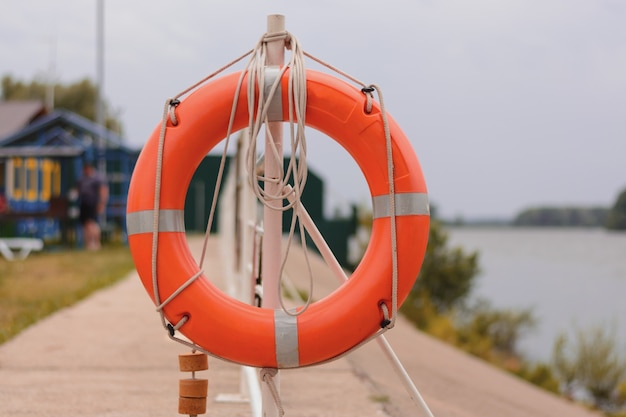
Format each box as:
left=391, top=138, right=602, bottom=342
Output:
left=446, top=226, right=626, bottom=362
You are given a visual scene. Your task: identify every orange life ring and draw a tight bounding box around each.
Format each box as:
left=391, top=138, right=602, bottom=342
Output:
left=126, top=69, right=430, bottom=368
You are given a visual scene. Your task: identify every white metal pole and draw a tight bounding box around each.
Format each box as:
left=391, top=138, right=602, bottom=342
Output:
left=285, top=188, right=436, bottom=417
left=261, top=13, right=285, bottom=417
left=95, top=0, right=107, bottom=229
left=96, top=0, right=104, bottom=131
left=95, top=0, right=105, bottom=165
left=45, top=36, right=56, bottom=111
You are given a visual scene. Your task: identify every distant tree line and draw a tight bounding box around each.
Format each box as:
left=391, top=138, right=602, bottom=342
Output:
left=513, top=206, right=609, bottom=227
left=513, top=187, right=626, bottom=230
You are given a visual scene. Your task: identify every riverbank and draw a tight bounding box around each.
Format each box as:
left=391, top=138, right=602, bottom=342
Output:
left=0, top=236, right=603, bottom=417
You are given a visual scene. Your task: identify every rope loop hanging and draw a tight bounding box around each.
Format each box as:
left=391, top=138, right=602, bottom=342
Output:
left=245, top=30, right=308, bottom=212
left=168, top=99, right=180, bottom=125
left=361, top=86, right=375, bottom=114
left=369, top=82, right=399, bottom=329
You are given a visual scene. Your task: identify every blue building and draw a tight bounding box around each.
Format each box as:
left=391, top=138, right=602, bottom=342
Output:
left=0, top=101, right=138, bottom=242
left=0, top=101, right=358, bottom=267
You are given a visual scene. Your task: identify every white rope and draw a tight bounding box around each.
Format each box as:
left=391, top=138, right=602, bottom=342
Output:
left=242, top=31, right=315, bottom=316
left=147, top=31, right=316, bottom=346
left=301, top=51, right=400, bottom=326
left=260, top=368, right=285, bottom=416
left=149, top=30, right=399, bottom=352
left=149, top=51, right=258, bottom=351
left=150, top=99, right=172, bottom=332
left=370, top=83, right=400, bottom=329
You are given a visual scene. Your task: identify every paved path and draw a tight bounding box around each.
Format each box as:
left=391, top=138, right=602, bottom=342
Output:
left=0, top=236, right=602, bottom=417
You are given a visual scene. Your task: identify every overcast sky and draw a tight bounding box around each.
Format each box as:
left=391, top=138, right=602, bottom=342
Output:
left=2, top=0, right=625, bottom=219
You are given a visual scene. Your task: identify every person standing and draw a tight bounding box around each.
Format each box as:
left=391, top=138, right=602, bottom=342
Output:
left=77, top=163, right=108, bottom=250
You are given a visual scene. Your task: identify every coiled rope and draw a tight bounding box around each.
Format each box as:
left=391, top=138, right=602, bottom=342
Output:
left=242, top=30, right=316, bottom=317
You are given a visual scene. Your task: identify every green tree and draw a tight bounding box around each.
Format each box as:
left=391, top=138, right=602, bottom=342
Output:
left=409, top=220, right=480, bottom=313
left=1, top=75, right=123, bottom=135
left=552, top=325, right=626, bottom=412
left=606, top=188, right=626, bottom=231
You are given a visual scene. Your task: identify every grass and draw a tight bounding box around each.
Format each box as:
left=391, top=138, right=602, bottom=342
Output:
left=369, top=394, right=390, bottom=403
left=0, top=244, right=135, bottom=344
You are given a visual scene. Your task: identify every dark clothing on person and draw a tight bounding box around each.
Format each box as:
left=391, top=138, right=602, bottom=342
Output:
left=79, top=201, right=99, bottom=224
left=77, top=171, right=106, bottom=225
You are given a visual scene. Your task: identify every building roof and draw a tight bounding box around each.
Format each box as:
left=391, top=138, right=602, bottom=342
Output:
left=0, top=100, right=48, bottom=139
left=0, top=109, right=137, bottom=157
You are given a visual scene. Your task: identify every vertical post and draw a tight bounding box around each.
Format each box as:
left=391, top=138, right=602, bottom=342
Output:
left=96, top=0, right=104, bottom=128
left=45, top=36, right=56, bottom=112
left=95, top=0, right=107, bottom=227
left=261, top=13, right=285, bottom=417
left=96, top=0, right=105, bottom=162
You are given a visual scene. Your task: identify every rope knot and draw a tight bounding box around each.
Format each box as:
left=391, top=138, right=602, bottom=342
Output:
left=264, top=30, right=288, bottom=43
left=361, top=86, right=375, bottom=114
left=263, top=30, right=293, bottom=50
left=260, top=368, right=285, bottom=416
left=260, top=367, right=279, bottom=381
left=168, top=98, right=180, bottom=126
left=379, top=302, right=395, bottom=329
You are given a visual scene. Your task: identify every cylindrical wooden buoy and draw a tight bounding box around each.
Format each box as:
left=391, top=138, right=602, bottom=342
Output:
left=178, top=396, right=207, bottom=415
left=178, top=352, right=208, bottom=372
left=179, top=378, right=209, bottom=398
left=178, top=352, right=209, bottom=415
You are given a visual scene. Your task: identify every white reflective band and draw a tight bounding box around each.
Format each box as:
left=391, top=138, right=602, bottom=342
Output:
left=126, top=209, right=185, bottom=236
left=264, top=66, right=283, bottom=122
left=274, top=309, right=299, bottom=368
left=372, top=192, right=430, bottom=219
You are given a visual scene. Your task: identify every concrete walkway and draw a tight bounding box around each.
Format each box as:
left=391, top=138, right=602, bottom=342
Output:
left=0, top=236, right=602, bottom=417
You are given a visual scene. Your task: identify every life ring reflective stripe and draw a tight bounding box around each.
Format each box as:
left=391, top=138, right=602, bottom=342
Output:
left=126, top=69, right=430, bottom=368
